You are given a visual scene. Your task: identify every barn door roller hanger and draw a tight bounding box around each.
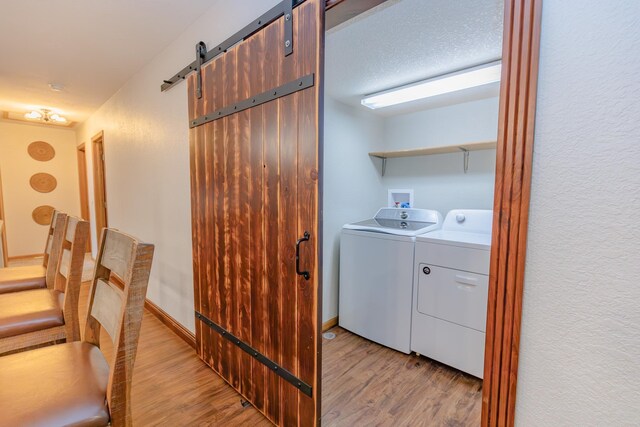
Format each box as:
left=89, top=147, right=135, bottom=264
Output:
left=160, top=0, right=301, bottom=93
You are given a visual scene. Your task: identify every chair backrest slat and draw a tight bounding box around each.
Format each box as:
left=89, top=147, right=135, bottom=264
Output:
left=44, top=211, right=67, bottom=287
left=83, top=228, right=154, bottom=426
left=64, top=217, right=77, bottom=243
left=100, top=231, right=135, bottom=280
left=90, top=278, right=124, bottom=341
left=52, top=215, right=89, bottom=343
left=58, top=249, right=70, bottom=279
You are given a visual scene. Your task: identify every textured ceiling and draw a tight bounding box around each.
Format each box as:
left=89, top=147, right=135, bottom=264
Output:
left=0, top=0, right=215, bottom=124
left=326, top=0, right=504, bottom=115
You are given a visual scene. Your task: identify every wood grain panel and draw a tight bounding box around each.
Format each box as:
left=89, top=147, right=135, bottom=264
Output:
left=297, top=2, right=323, bottom=423
left=188, top=1, right=322, bottom=425
left=482, top=0, right=542, bottom=426
left=235, top=40, right=254, bottom=399
left=247, top=27, right=268, bottom=412
left=223, top=44, right=241, bottom=392
left=278, top=5, right=301, bottom=424
left=214, top=52, right=231, bottom=382
left=262, top=16, right=283, bottom=424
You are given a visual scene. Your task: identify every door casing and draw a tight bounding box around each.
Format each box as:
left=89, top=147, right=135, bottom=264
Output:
left=0, top=168, right=8, bottom=266
left=77, top=143, right=91, bottom=250
left=325, top=1, right=543, bottom=426
left=91, top=131, right=108, bottom=241
left=173, top=0, right=541, bottom=425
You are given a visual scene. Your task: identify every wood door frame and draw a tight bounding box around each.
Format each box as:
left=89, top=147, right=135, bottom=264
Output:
left=77, top=143, right=91, bottom=249
left=325, top=1, right=543, bottom=426
left=0, top=167, right=8, bottom=266
left=91, top=131, right=108, bottom=240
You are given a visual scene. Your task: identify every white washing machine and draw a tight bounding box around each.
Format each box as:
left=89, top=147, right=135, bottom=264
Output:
left=339, top=208, right=443, bottom=354
left=411, top=209, right=493, bottom=378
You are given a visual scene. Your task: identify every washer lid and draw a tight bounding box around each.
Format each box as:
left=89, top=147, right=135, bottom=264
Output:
left=343, top=208, right=443, bottom=237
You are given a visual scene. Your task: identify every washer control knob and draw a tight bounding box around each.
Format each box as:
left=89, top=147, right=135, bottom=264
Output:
left=456, top=213, right=466, bottom=223
left=400, top=221, right=408, bottom=229
left=400, top=211, right=408, bottom=220
left=423, top=266, right=431, bottom=275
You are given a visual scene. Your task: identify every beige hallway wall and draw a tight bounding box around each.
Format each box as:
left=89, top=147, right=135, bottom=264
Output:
left=76, top=0, right=282, bottom=333
left=0, top=120, right=80, bottom=256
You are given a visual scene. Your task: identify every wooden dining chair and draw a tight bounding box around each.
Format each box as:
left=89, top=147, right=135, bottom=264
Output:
left=0, top=228, right=154, bottom=427
left=0, top=215, right=89, bottom=355
left=0, top=209, right=67, bottom=294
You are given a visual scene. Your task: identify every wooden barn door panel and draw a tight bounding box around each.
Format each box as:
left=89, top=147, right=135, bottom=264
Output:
left=187, top=1, right=322, bottom=425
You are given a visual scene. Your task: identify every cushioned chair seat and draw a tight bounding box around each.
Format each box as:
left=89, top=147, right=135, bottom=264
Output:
left=0, top=289, right=63, bottom=338
left=0, top=342, right=110, bottom=427
left=0, top=264, right=47, bottom=294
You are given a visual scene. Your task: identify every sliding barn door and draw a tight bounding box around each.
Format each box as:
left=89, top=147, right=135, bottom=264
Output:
left=187, top=1, right=323, bottom=425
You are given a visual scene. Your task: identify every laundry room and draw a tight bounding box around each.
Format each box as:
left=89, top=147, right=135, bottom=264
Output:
left=322, top=0, right=502, bottom=422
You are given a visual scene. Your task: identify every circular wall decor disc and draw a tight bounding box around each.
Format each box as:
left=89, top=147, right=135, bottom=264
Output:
left=30, top=173, right=57, bottom=193
left=32, top=205, right=55, bottom=225
left=27, top=141, right=56, bottom=162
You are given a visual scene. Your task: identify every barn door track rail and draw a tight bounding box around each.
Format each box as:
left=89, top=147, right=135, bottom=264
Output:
left=189, top=74, right=314, bottom=128
left=161, top=0, right=302, bottom=92
left=195, top=311, right=313, bottom=397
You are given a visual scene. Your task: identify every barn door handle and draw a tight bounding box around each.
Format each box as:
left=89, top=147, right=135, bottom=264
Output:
left=295, top=231, right=310, bottom=280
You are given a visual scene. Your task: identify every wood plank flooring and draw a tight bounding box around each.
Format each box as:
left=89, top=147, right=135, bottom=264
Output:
left=77, top=283, right=272, bottom=426
left=76, top=283, right=481, bottom=425
left=322, top=327, right=482, bottom=426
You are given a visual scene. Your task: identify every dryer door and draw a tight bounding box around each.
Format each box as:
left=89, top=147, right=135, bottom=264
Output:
left=417, top=264, right=489, bottom=332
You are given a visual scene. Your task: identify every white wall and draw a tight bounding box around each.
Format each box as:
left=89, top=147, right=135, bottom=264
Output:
left=76, top=0, right=281, bottom=333
left=322, top=97, right=384, bottom=322
left=72, top=1, right=640, bottom=422
left=0, top=121, right=79, bottom=256
left=516, top=1, right=640, bottom=425
left=322, top=97, right=498, bottom=323
left=381, top=97, right=498, bottom=213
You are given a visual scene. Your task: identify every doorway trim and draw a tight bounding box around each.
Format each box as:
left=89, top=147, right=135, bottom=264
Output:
left=77, top=143, right=91, bottom=249
left=91, top=131, right=108, bottom=240
left=482, top=0, right=542, bottom=425
left=326, top=1, right=543, bottom=426
left=0, top=168, right=8, bottom=266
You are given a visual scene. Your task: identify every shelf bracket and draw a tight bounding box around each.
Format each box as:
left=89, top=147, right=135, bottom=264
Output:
left=459, top=147, right=469, bottom=173
left=370, top=155, right=387, bottom=176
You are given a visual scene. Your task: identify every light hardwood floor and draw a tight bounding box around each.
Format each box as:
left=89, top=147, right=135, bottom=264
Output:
left=322, top=327, right=482, bottom=426
left=76, top=283, right=481, bottom=426
left=78, top=283, right=272, bottom=426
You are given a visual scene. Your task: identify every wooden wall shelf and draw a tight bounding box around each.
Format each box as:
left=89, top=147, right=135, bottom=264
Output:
left=369, top=140, right=497, bottom=175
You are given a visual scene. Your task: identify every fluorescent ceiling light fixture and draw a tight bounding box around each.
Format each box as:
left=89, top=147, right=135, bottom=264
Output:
left=361, top=61, right=502, bottom=109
